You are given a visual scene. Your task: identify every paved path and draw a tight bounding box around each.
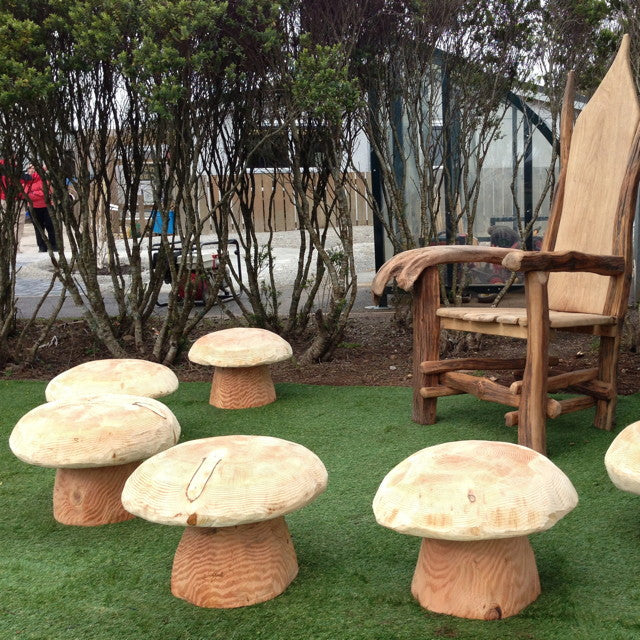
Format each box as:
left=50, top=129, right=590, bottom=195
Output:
left=15, top=222, right=64, bottom=298
left=14, top=221, right=381, bottom=319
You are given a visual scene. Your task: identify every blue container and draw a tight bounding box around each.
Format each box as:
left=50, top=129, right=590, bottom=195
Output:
left=151, top=210, right=175, bottom=234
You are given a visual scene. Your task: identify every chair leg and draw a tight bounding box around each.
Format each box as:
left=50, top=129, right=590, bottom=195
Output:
left=594, top=331, right=621, bottom=431
left=412, top=267, right=440, bottom=424
left=518, top=272, right=549, bottom=455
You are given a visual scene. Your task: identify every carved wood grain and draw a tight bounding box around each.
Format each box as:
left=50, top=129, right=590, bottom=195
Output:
left=594, top=332, right=621, bottom=430
left=510, top=367, right=598, bottom=395
left=411, top=536, right=541, bottom=620
left=210, top=365, right=276, bottom=409
left=171, top=517, right=298, bottom=608
left=419, top=385, right=464, bottom=398
left=421, top=357, right=528, bottom=375
left=518, top=272, right=550, bottom=453
left=412, top=268, right=440, bottom=424
left=543, top=70, right=575, bottom=252
left=440, top=372, right=520, bottom=408
left=53, top=461, right=139, bottom=526
left=549, top=35, right=640, bottom=315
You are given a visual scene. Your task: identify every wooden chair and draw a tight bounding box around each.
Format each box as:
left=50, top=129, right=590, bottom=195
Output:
left=371, top=36, right=640, bottom=455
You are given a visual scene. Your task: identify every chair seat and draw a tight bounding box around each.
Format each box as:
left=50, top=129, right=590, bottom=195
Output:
left=436, top=307, right=617, bottom=328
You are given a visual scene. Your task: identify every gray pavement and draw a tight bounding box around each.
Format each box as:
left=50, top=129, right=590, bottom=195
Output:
left=14, top=221, right=384, bottom=319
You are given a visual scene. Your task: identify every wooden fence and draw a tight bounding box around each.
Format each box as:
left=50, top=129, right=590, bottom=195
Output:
left=108, top=171, right=373, bottom=236
left=208, top=171, right=372, bottom=233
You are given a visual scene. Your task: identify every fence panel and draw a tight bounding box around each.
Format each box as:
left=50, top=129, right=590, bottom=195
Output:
left=197, top=171, right=372, bottom=233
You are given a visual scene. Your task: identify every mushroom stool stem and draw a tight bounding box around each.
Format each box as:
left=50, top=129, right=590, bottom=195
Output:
left=53, top=461, right=139, bottom=526
left=210, top=365, right=276, bottom=409
left=171, top=516, right=299, bottom=608
left=411, top=537, right=541, bottom=620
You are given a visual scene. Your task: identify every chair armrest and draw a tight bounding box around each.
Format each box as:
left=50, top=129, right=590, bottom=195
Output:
left=371, top=245, right=512, bottom=297
left=502, top=250, right=625, bottom=276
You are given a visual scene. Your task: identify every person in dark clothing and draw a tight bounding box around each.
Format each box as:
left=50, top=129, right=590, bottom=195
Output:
left=487, top=225, right=520, bottom=284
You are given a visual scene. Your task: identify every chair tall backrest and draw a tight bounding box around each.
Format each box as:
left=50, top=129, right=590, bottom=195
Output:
left=547, top=35, right=640, bottom=317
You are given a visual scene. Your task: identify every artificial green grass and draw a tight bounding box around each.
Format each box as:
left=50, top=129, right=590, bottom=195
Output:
left=2, top=380, right=640, bottom=639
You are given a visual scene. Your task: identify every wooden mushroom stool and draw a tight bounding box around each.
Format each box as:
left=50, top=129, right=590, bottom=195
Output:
left=121, top=435, right=327, bottom=608
left=45, top=358, right=179, bottom=401
left=373, top=440, right=578, bottom=620
left=9, top=394, right=181, bottom=526
left=605, top=421, right=640, bottom=494
left=188, top=328, right=292, bottom=409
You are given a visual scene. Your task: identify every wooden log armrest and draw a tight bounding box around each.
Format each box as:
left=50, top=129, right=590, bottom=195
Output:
left=502, top=250, right=625, bottom=276
left=371, top=246, right=625, bottom=304
left=371, top=245, right=512, bottom=301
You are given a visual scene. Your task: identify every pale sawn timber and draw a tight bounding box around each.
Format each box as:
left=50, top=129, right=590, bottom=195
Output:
left=411, top=537, right=541, bottom=620
left=171, top=517, right=298, bottom=608
left=53, top=461, right=139, bottom=526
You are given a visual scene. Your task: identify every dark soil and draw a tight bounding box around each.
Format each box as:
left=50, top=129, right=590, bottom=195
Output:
left=4, top=311, right=640, bottom=395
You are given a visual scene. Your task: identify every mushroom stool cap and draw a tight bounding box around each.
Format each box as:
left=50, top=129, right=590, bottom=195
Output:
left=45, top=359, right=179, bottom=402
left=373, top=440, right=578, bottom=541
left=9, top=394, right=181, bottom=468
left=122, top=435, right=327, bottom=527
left=605, top=421, right=640, bottom=494
left=188, top=328, right=292, bottom=368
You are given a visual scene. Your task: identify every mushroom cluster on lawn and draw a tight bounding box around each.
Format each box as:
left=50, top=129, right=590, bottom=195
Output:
left=188, top=327, right=292, bottom=409
left=121, top=434, right=327, bottom=608
left=9, top=394, right=181, bottom=526
left=373, top=440, right=578, bottom=620
left=45, top=358, right=179, bottom=401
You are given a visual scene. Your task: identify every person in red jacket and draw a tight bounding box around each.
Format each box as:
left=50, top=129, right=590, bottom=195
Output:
left=23, top=164, right=57, bottom=252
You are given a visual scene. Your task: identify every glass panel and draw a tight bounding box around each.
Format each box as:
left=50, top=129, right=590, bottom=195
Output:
left=464, top=104, right=557, bottom=287
left=530, top=125, right=555, bottom=247
left=473, top=107, right=517, bottom=247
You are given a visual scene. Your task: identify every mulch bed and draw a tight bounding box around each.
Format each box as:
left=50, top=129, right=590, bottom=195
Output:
left=4, top=311, right=640, bottom=395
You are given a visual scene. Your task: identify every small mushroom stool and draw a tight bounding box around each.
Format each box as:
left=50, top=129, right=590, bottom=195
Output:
left=373, top=440, right=578, bottom=620
left=9, top=394, right=181, bottom=526
left=605, top=420, right=640, bottom=494
left=188, top=328, right=292, bottom=409
left=45, top=358, right=179, bottom=401
left=121, top=435, right=327, bottom=608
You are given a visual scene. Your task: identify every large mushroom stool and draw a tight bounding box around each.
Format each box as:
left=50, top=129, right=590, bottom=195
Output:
left=605, top=421, right=640, bottom=494
left=45, top=358, right=179, bottom=401
left=373, top=440, right=578, bottom=620
left=9, top=394, right=181, bottom=526
left=188, top=328, right=292, bottom=409
left=121, top=434, right=327, bottom=608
